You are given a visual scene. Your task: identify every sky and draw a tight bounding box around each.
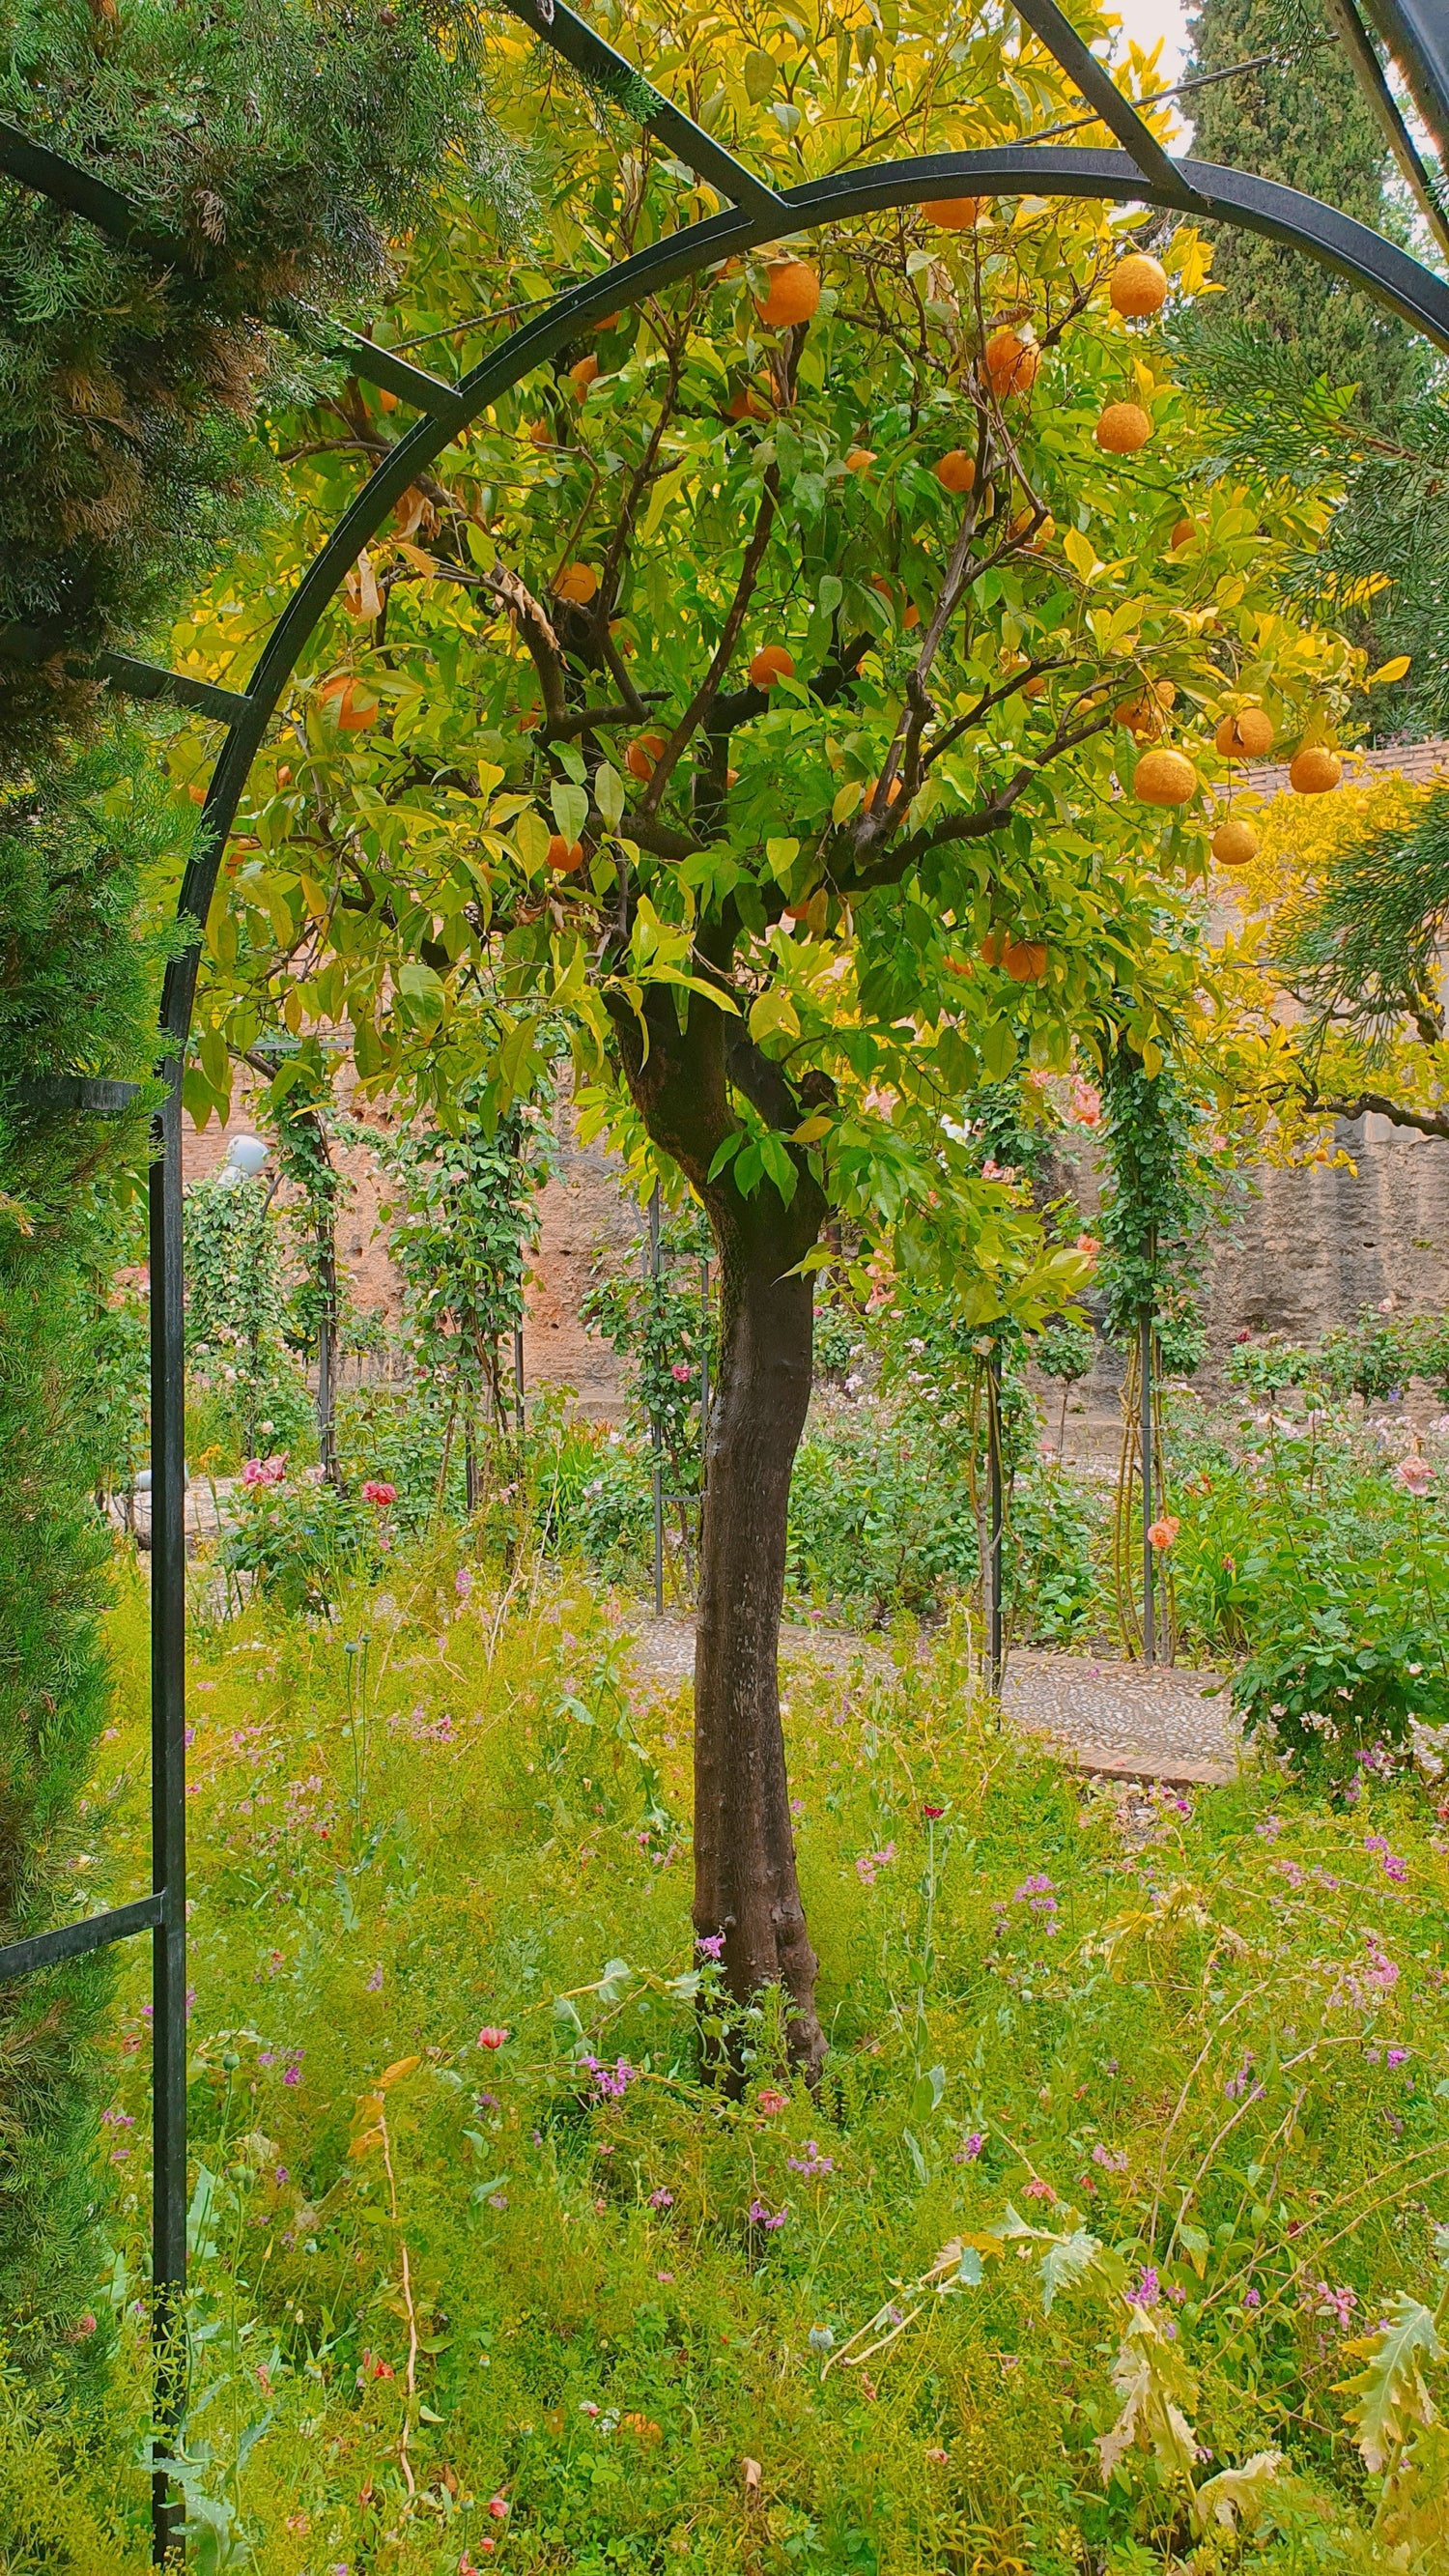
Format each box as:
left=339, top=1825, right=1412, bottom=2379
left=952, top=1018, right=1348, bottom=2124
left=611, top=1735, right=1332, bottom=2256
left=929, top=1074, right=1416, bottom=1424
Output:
left=1109, top=0, right=1192, bottom=88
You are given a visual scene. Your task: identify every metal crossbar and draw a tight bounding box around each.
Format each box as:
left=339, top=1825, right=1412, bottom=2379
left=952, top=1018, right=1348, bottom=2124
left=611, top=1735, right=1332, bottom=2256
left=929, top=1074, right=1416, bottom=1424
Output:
left=6, top=8, right=1449, bottom=2562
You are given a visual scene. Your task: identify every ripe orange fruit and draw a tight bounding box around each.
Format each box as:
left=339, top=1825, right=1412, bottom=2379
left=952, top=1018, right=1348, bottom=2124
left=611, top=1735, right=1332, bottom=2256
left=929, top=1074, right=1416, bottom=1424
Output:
left=1214, top=706, right=1274, bottom=758
left=554, top=562, right=599, bottom=605
left=378, top=386, right=399, bottom=414
left=546, top=834, right=585, bottom=873
left=1114, top=679, right=1176, bottom=740
left=626, top=731, right=666, bottom=782
left=750, top=644, right=795, bottom=688
left=1211, top=818, right=1259, bottom=868
left=1022, top=673, right=1048, bottom=699
left=983, top=329, right=1039, bottom=398
left=935, top=448, right=977, bottom=495
left=1133, top=747, right=1197, bottom=806
left=319, top=675, right=379, bottom=731
left=1290, top=745, right=1342, bottom=794
left=1009, top=506, right=1054, bottom=549
left=872, top=774, right=903, bottom=809
left=980, top=928, right=1010, bottom=967
left=527, top=420, right=553, bottom=448
left=845, top=446, right=876, bottom=473
left=567, top=354, right=599, bottom=395
left=1095, top=401, right=1152, bottom=454
left=727, top=385, right=771, bottom=421
left=1005, top=938, right=1047, bottom=982
left=591, top=311, right=620, bottom=331
left=753, top=261, right=821, bottom=329
left=1169, top=517, right=1197, bottom=549
left=1109, top=253, right=1169, bottom=319
left=924, top=195, right=982, bottom=229
left=903, top=601, right=921, bottom=629
left=276, top=764, right=293, bottom=787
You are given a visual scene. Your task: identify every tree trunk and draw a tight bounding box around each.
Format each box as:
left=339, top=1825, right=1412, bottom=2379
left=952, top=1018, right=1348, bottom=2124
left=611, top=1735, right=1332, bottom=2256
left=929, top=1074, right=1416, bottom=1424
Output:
left=610, top=985, right=828, bottom=2076
left=693, top=1199, right=825, bottom=2078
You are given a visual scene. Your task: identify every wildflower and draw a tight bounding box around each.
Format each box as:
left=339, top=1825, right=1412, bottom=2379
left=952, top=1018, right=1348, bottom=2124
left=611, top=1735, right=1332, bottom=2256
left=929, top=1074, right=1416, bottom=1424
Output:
left=657, top=2270, right=673, bottom=2283
left=284, top=2065, right=300, bottom=2087
left=957, top=2132, right=985, bottom=2162
left=478, top=2026, right=509, bottom=2050
left=670, top=1362, right=692, bottom=1383
left=923, top=1803, right=946, bottom=1820
left=756, top=2088, right=788, bottom=2115
left=786, top=2141, right=835, bottom=2179
left=488, top=2192, right=508, bottom=2211
left=580, top=2401, right=601, bottom=2417
left=1092, top=2144, right=1128, bottom=2172
left=1069, top=1076, right=1102, bottom=1128
left=488, top=2497, right=509, bottom=2521
left=361, top=1479, right=397, bottom=1506
left=1243, top=2287, right=1262, bottom=2308
left=923, top=2445, right=950, bottom=2464
left=855, top=1842, right=896, bottom=1886
left=808, top=2326, right=835, bottom=2354
left=1126, top=2267, right=1161, bottom=2309
left=696, top=1933, right=724, bottom=1961
left=1395, top=1456, right=1434, bottom=1496
left=649, top=2187, right=674, bottom=2208
left=274, top=2167, right=289, bottom=2187
left=1147, top=1515, right=1180, bottom=1553
left=583, top=2055, right=637, bottom=2100
left=1387, top=2047, right=1409, bottom=2068
left=1024, top=2177, right=1056, bottom=2203
left=1075, top=1232, right=1099, bottom=1262
left=1366, top=1835, right=1408, bottom=1882
left=366, top=1964, right=384, bottom=1991
left=1309, top=2281, right=1356, bottom=2331
left=748, top=2197, right=787, bottom=2230
left=455, top=1566, right=473, bottom=1599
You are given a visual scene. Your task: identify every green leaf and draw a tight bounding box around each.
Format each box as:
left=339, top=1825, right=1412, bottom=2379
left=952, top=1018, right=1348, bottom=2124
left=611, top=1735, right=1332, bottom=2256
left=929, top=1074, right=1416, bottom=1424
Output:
left=1336, top=2293, right=1442, bottom=2473
left=744, top=46, right=778, bottom=100
left=594, top=762, right=626, bottom=833
left=515, top=808, right=553, bottom=871
left=1191, top=2451, right=1284, bottom=2536
left=551, top=781, right=588, bottom=845
left=979, top=1016, right=1016, bottom=1083
left=749, top=986, right=800, bottom=1044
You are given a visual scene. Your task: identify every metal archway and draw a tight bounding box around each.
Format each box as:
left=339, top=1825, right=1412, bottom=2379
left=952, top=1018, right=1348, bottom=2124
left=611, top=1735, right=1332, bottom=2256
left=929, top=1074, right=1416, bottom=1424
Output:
left=4, top=0, right=1448, bottom=2558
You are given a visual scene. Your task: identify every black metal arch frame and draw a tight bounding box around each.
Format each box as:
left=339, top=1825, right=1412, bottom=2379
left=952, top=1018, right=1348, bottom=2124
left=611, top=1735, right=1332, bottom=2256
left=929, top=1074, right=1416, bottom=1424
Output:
left=4, top=0, right=1449, bottom=2558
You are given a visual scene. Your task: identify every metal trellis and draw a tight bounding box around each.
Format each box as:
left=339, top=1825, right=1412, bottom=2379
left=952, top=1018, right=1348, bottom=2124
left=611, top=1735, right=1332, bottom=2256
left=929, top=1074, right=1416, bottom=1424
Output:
left=3, top=2, right=1449, bottom=2558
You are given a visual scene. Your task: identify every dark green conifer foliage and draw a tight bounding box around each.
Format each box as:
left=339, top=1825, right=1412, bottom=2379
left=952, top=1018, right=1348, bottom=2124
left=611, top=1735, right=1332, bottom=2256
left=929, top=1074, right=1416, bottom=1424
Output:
left=0, top=0, right=522, bottom=2380
left=1186, top=0, right=1428, bottom=425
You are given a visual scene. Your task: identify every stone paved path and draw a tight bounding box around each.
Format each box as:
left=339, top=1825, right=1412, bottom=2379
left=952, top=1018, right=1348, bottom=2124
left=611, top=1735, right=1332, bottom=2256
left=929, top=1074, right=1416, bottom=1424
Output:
left=623, top=1615, right=1236, bottom=1789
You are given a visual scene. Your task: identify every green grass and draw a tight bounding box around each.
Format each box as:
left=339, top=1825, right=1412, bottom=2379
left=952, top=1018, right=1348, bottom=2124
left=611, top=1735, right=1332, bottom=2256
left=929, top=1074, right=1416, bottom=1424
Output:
left=5, top=1541, right=1449, bottom=2572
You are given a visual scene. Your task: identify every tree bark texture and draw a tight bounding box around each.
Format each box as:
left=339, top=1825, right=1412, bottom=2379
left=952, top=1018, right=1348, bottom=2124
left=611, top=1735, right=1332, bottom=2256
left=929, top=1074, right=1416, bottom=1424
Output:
left=611, top=983, right=828, bottom=2075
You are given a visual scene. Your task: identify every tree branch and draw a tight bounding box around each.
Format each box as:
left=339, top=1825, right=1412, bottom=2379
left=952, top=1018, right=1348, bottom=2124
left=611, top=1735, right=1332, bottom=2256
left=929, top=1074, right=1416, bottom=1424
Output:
left=639, top=462, right=781, bottom=819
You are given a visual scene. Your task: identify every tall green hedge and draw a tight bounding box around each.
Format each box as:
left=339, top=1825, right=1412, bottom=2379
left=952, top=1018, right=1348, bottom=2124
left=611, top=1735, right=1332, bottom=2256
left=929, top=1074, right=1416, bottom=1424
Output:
left=0, top=0, right=522, bottom=2383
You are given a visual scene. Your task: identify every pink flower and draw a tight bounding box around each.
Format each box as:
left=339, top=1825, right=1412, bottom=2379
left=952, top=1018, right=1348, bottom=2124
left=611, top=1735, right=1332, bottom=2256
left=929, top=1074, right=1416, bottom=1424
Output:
left=1395, top=1456, right=1434, bottom=1496
left=670, top=1362, right=692, bottom=1383
left=1075, top=1232, right=1099, bottom=1264
left=242, top=1454, right=287, bottom=1488
left=756, top=2088, right=788, bottom=2115
left=957, top=2131, right=984, bottom=2161
left=477, top=2026, right=509, bottom=2050
left=487, top=2497, right=509, bottom=2521
left=1068, top=1076, right=1102, bottom=1128
left=1024, top=2177, right=1057, bottom=2203
left=455, top=1566, right=473, bottom=1599
left=748, top=2196, right=787, bottom=2229
left=362, top=1479, right=397, bottom=1506
left=1147, top=1515, right=1180, bottom=1553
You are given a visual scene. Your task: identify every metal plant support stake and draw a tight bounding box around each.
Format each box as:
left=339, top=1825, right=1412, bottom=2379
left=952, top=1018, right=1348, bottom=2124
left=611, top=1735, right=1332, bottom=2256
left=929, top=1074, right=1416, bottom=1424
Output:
left=986, top=1341, right=1006, bottom=1705
left=649, top=1184, right=665, bottom=1617
left=4, top=3, right=1449, bottom=2556
left=1140, top=1306, right=1155, bottom=1668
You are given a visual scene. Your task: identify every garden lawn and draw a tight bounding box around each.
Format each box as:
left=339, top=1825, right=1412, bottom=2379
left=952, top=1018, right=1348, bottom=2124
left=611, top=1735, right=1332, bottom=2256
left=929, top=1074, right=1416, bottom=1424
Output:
left=6, top=1544, right=1449, bottom=2573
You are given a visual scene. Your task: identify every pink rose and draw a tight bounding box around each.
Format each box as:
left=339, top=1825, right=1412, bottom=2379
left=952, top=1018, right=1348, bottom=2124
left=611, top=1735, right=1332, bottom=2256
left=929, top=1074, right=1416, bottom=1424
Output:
left=362, top=1479, right=397, bottom=1506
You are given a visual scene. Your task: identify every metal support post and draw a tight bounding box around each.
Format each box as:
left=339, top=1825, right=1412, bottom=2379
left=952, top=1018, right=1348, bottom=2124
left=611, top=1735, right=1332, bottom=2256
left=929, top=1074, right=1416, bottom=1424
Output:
left=1140, top=1306, right=1155, bottom=1669
left=513, top=1323, right=526, bottom=1438
left=986, top=1342, right=1005, bottom=1704
left=149, top=1074, right=187, bottom=2565
left=649, top=1186, right=664, bottom=1617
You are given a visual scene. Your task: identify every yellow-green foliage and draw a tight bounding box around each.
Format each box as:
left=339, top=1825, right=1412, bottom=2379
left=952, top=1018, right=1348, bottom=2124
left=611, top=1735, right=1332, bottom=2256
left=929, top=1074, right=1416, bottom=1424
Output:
left=11, top=1547, right=1449, bottom=2571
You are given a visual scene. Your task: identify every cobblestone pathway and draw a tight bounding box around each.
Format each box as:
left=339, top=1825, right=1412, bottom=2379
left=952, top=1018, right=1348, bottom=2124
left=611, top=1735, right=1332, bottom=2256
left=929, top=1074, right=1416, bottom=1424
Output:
left=624, top=1615, right=1236, bottom=1789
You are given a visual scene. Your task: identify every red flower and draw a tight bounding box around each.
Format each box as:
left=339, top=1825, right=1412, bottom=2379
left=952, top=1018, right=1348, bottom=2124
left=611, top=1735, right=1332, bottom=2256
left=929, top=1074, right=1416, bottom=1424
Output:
left=477, top=2025, right=509, bottom=2050
left=362, top=1479, right=397, bottom=1506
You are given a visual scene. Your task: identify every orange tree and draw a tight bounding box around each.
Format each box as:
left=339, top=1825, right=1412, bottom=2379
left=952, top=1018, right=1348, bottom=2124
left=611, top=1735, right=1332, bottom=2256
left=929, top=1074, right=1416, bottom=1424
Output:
left=179, top=0, right=1356, bottom=2069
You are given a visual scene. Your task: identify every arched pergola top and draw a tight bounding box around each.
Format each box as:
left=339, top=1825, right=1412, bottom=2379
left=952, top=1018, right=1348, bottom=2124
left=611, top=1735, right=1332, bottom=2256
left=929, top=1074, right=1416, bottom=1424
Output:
left=4, top=6, right=1448, bottom=2560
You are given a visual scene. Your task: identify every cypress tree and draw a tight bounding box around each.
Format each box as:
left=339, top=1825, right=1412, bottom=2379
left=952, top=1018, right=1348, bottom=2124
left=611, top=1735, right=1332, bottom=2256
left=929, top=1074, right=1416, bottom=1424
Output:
left=0, top=0, right=522, bottom=2391
left=1185, top=0, right=1428, bottom=422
